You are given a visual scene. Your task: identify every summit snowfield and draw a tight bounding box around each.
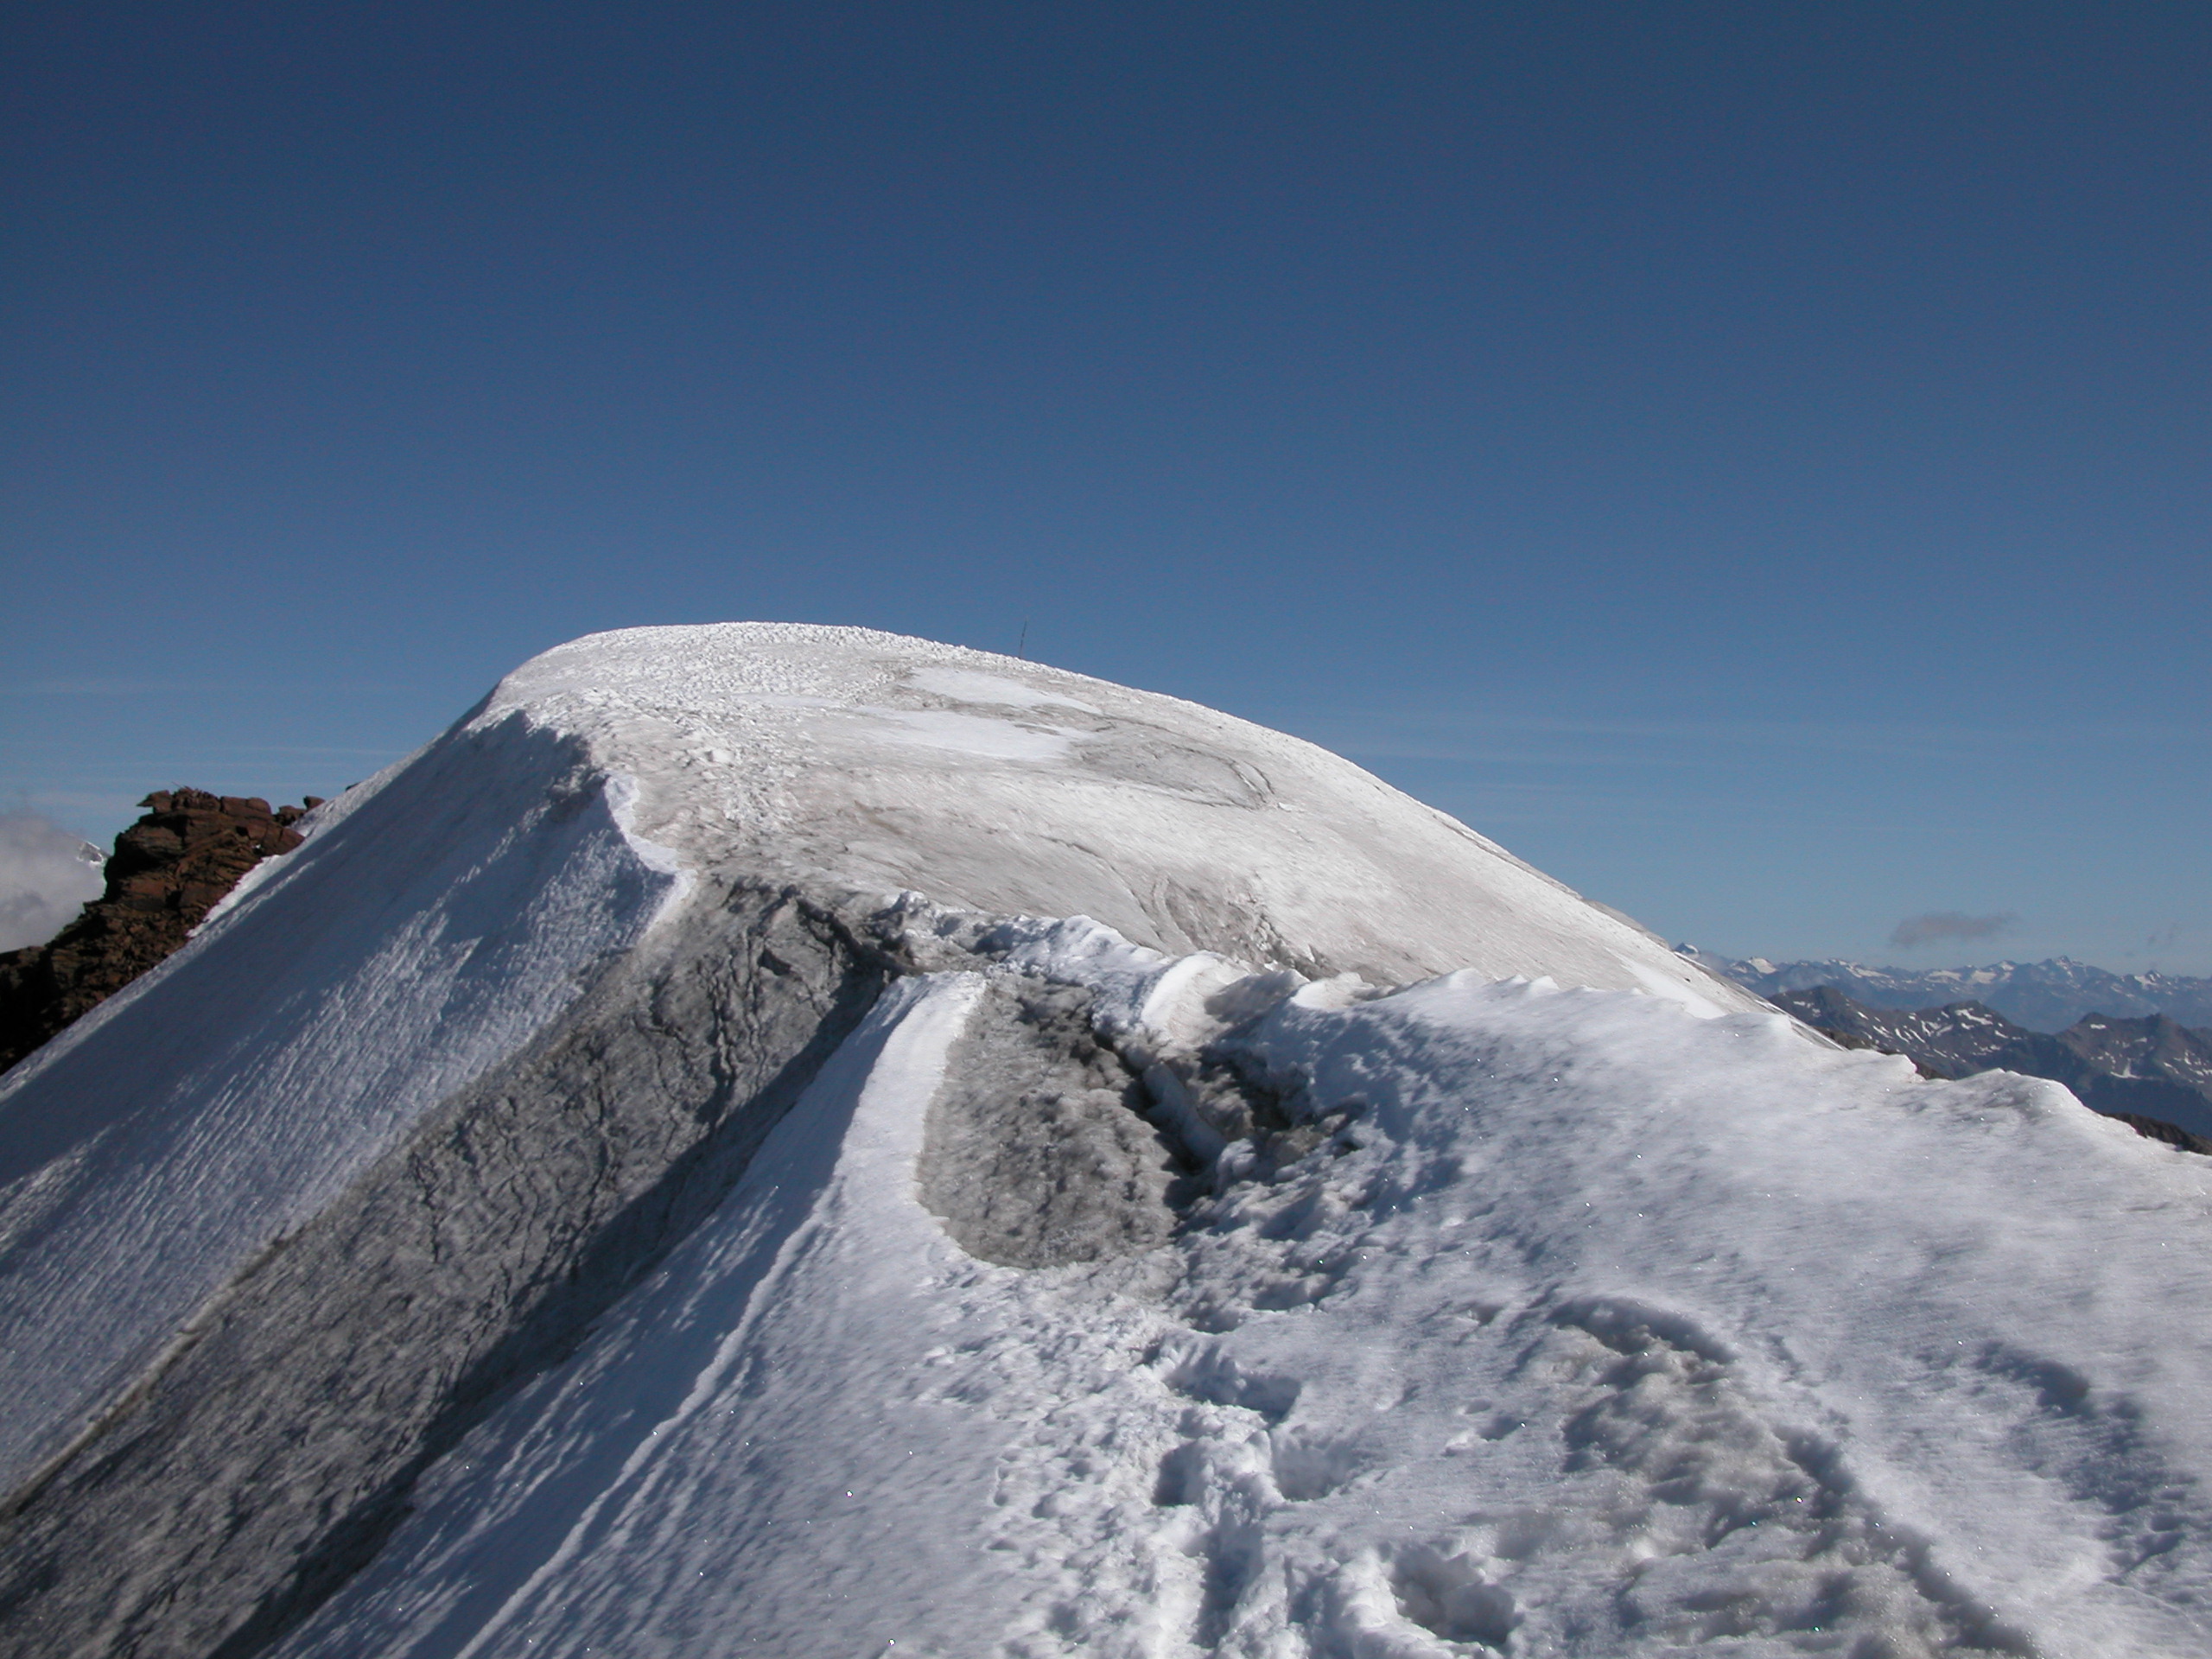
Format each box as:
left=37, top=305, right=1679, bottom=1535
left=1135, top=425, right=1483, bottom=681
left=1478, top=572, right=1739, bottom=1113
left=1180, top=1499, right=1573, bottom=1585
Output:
left=472, top=625, right=1755, bottom=1001
left=0, top=625, right=2207, bottom=1659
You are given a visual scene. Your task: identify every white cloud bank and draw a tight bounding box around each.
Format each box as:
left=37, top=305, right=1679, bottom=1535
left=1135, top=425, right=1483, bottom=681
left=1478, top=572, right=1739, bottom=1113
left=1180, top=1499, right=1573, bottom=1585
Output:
left=0, top=812, right=105, bottom=952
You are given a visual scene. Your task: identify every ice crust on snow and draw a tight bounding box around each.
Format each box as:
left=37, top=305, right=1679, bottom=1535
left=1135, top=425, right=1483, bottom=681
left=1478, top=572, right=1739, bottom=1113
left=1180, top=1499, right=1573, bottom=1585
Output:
left=3, top=623, right=2209, bottom=1657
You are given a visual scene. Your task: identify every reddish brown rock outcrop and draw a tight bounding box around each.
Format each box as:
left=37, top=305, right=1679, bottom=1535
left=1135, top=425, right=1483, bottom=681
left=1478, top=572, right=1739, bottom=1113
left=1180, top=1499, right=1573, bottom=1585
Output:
left=0, top=789, right=322, bottom=1074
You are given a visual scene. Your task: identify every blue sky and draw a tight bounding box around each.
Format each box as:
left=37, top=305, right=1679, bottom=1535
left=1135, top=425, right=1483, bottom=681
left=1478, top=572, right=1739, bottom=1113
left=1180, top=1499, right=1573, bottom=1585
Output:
left=4, top=2, right=2207, bottom=971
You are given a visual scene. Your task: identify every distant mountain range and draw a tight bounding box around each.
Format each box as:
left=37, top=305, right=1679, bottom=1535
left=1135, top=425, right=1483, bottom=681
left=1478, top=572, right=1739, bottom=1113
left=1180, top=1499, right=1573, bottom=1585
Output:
left=1678, top=950, right=2212, bottom=1033
left=1768, top=984, right=2212, bottom=1150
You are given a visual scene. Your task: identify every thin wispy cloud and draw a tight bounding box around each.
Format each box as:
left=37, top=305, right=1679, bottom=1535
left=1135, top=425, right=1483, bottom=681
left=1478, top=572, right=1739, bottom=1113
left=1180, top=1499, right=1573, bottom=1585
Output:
left=1891, top=912, right=2017, bottom=950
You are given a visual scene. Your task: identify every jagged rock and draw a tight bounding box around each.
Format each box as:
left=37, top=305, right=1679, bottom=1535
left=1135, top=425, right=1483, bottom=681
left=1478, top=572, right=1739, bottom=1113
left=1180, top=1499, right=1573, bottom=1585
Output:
left=0, top=789, right=321, bottom=1073
left=2061, top=1012, right=2212, bottom=1103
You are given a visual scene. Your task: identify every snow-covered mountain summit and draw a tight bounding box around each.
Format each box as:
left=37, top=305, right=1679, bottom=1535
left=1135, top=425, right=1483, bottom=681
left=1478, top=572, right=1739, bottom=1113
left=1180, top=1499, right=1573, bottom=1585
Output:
left=1, top=626, right=2209, bottom=1659
left=486, top=623, right=1755, bottom=1000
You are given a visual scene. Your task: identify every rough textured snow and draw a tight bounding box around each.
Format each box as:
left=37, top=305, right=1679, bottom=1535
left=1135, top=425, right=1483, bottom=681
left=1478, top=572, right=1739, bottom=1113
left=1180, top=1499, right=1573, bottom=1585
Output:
left=0, top=622, right=1742, bottom=1484
left=2, top=624, right=2207, bottom=1658
left=263, top=920, right=2212, bottom=1659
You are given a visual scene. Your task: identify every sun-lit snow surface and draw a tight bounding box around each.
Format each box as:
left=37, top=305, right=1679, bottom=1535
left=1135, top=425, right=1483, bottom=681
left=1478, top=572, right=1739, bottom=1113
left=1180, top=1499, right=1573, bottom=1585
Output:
left=280, top=920, right=2212, bottom=1658
left=7, top=623, right=2209, bottom=1656
left=0, top=622, right=1748, bottom=1500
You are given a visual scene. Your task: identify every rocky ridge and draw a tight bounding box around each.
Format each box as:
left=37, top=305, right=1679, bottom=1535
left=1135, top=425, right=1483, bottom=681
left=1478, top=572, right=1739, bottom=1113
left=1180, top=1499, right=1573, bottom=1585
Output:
left=0, top=789, right=321, bottom=1073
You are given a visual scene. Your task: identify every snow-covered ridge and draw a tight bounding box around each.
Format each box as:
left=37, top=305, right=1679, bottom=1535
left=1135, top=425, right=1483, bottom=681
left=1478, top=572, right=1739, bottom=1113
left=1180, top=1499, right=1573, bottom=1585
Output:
left=3, top=625, right=2207, bottom=1658
left=283, top=920, right=2212, bottom=1658
left=0, top=620, right=1738, bottom=1488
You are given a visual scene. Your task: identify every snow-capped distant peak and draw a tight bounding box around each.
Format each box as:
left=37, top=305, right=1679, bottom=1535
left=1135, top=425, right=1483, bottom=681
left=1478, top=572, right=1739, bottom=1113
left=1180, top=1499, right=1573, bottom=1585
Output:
left=1694, top=947, right=2212, bottom=1032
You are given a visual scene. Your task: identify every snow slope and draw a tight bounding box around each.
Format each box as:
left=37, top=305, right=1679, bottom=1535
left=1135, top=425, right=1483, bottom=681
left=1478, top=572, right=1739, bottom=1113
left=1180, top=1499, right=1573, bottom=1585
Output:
left=3, top=624, right=2208, bottom=1658
left=278, top=925, right=2212, bottom=1659
left=0, top=623, right=1746, bottom=1500
left=0, top=718, right=683, bottom=1492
